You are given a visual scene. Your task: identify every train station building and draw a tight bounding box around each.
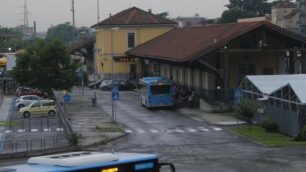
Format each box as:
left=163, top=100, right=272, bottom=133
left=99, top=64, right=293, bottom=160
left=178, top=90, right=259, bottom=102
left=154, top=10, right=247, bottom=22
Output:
left=127, top=21, right=306, bottom=102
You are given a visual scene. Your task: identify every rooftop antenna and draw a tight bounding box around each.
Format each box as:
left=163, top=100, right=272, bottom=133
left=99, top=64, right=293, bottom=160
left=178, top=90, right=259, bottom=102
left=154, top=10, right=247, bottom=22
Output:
left=71, top=0, right=75, bottom=44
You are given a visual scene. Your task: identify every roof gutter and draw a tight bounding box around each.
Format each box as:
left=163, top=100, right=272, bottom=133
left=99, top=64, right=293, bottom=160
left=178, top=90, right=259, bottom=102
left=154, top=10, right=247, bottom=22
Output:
left=91, top=23, right=177, bottom=29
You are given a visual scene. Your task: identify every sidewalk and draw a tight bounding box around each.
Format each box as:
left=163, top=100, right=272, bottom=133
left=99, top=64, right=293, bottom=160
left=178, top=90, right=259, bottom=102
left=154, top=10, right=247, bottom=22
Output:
left=56, top=88, right=126, bottom=147
left=178, top=108, right=245, bottom=126
left=0, top=97, right=12, bottom=147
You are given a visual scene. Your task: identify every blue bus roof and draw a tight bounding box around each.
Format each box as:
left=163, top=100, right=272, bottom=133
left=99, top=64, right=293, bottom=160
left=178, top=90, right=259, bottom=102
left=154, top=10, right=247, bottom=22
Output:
left=140, top=77, right=170, bottom=85
left=0, top=153, right=158, bottom=172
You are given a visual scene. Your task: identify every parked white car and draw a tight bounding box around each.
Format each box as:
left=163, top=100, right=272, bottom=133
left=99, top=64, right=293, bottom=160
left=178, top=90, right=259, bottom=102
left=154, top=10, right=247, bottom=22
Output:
left=15, top=95, right=44, bottom=109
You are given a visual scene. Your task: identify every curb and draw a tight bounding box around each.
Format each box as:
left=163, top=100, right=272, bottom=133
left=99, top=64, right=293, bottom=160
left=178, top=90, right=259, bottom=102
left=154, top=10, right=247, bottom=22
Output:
left=79, top=132, right=129, bottom=150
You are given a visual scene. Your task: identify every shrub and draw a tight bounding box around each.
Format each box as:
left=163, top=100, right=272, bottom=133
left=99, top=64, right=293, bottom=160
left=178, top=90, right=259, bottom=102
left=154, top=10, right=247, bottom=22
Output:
left=262, top=119, right=278, bottom=133
left=294, top=125, right=306, bottom=141
left=68, top=132, right=81, bottom=146
left=235, top=99, right=259, bottom=124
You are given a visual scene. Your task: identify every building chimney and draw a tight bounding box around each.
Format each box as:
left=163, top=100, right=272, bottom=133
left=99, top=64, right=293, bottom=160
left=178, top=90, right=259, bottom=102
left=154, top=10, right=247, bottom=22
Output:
left=33, top=21, right=36, bottom=35
left=148, top=9, right=152, bottom=13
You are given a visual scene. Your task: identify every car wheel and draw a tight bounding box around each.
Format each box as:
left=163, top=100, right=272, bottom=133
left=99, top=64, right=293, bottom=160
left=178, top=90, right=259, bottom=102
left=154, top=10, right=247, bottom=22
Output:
left=23, top=112, right=30, bottom=118
left=18, top=104, right=25, bottom=109
left=48, top=110, right=56, bottom=116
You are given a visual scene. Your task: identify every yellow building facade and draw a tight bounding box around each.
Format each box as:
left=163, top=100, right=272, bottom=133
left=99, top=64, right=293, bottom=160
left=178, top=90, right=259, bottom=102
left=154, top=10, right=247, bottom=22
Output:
left=92, top=7, right=177, bottom=79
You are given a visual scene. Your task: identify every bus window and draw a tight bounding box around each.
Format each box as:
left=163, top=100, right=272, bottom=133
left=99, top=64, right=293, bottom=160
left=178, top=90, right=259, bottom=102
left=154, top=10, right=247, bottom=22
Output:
left=150, top=85, right=171, bottom=95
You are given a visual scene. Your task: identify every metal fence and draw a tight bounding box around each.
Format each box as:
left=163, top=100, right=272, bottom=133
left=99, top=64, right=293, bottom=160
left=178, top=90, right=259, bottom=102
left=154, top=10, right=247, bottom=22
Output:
left=6, top=116, right=63, bottom=133
left=253, top=105, right=300, bottom=137
left=0, top=134, right=68, bottom=154
left=0, top=77, right=17, bottom=95
left=52, top=90, right=74, bottom=135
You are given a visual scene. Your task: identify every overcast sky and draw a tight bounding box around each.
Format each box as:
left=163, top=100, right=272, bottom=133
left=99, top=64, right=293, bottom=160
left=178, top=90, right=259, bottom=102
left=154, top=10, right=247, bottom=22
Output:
left=1, top=0, right=230, bottom=32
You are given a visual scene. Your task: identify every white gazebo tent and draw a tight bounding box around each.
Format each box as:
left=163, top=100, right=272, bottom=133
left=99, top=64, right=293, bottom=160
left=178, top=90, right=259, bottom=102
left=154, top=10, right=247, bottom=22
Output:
left=239, top=74, right=306, bottom=136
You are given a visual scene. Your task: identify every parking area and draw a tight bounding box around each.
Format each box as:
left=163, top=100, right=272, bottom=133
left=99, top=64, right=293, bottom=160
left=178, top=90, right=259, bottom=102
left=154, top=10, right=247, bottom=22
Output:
left=0, top=96, right=68, bottom=154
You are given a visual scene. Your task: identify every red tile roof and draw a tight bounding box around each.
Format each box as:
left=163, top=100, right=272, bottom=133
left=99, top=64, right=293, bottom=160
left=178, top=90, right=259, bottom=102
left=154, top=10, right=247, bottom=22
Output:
left=127, top=21, right=306, bottom=62
left=92, top=7, right=177, bottom=28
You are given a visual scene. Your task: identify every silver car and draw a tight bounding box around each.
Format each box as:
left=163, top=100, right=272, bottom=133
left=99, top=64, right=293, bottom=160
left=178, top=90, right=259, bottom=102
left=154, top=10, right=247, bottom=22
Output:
left=15, top=95, right=44, bottom=109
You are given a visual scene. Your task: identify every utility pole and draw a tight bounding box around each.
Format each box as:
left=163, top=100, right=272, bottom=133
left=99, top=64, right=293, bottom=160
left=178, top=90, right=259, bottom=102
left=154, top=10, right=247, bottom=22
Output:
left=21, top=0, right=30, bottom=38
left=97, top=0, right=100, bottom=23
left=71, top=0, right=75, bottom=44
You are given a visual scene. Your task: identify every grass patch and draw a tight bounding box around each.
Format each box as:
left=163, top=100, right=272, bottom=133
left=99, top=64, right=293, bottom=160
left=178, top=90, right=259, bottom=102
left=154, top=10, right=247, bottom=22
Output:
left=230, top=125, right=306, bottom=147
left=94, top=123, right=124, bottom=133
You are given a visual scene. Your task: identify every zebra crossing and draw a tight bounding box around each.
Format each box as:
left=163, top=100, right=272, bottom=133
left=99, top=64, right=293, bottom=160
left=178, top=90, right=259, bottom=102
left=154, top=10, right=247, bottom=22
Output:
left=124, top=126, right=223, bottom=134
left=5, top=128, right=64, bottom=134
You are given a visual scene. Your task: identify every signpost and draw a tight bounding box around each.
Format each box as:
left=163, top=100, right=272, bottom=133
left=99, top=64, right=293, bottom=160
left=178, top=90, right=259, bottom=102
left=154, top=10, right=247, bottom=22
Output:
left=111, top=85, right=119, bottom=122
left=63, top=94, right=71, bottom=103
left=233, top=88, right=243, bottom=105
left=112, top=85, right=119, bottom=101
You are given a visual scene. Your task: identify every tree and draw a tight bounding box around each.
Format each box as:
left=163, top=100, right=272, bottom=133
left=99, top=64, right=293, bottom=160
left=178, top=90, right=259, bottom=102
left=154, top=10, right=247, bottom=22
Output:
left=46, top=22, right=76, bottom=44
left=220, top=0, right=271, bottom=23
left=11, top=39, right=77, bottom=94
left=0, top=26, right=26, bottom=52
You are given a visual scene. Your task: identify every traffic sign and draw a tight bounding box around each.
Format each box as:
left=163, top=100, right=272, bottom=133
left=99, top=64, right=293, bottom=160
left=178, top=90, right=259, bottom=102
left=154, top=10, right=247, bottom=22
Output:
left=233, top=88, right=243, bottom=105
left=63, top=94, right=71, bottom=103
left=112, top=85, right=119, bottom=101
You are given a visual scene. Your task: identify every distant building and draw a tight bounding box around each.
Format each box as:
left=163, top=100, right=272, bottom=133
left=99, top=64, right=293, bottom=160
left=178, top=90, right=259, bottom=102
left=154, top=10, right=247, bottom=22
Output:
left=297, top=0, right=306, bottom=35
left=175, top=13, right=206, bottom=28
left=0, top=32, right=18, bottom=42
left=14, top=25, right=34, bottom=39
left=238, top=15, right=271, bottom=23
left=91, top=7, right=177, bottom=80
left=271, top=0, right=299, bottom=33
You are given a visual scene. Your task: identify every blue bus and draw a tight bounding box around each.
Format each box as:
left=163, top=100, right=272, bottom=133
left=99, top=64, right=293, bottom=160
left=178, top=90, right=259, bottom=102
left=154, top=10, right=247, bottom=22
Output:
left=139, top=77, right=173, bottom=108
left=0, top=151, right=175, bottom=172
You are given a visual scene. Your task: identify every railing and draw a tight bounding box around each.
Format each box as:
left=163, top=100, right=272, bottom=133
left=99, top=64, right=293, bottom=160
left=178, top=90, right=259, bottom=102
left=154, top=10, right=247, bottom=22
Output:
left=0, top=134, right=68, bottom=154
left=52, top=90, right=74, bottom=136
left=6, top=116, right=63, bottom=132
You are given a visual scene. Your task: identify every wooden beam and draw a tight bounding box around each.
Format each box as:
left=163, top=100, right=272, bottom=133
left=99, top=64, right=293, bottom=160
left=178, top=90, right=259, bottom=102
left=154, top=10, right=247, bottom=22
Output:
left=217, top=48, right=306, bottom=53
left=198, top=59, right=221, bottom=74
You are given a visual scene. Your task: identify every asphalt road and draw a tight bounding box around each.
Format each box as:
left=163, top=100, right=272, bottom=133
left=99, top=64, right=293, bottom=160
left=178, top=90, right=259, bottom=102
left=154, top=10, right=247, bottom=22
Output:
left=2, top=90, right=306, bottom=172
left=89, top=90, right=306, bottom=172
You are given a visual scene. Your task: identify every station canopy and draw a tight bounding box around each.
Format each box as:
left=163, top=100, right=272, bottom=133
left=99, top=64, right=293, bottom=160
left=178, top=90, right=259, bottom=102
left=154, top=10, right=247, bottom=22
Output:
left=240, top=74, right=306, bottom=105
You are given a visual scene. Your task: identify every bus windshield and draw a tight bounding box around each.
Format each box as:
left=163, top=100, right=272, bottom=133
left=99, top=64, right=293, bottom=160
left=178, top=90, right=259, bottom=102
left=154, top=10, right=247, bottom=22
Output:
left=150, top=85, right=171, bottom=95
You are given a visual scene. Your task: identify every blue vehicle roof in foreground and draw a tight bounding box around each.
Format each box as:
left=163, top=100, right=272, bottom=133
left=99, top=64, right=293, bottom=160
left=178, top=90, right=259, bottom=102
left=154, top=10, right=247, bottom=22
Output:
left=0, top=153, right=158, bottom=172
left=140, top=77, right=170, bottom=85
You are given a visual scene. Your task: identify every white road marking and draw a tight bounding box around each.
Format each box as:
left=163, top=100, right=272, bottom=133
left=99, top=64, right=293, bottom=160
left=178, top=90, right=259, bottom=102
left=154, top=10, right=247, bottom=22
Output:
left=31, top=129, right=38, bottom=132
left=44, top=128, right=51, bottom=132
left=150, top=129, right=159, bottom=133
left=186, top=128, right=197, bottom=132
left=211, top=126, right=223, bottom=131
left=175, top=129, right=184, bottom=133
left=56, top=128, right=64, bottom=131
left=5, top=130, right=12, bottom=134
left=198, top=127, right=209, bottom=132
left=17, top=129, right=25, bottom=133
left=165, top=129, right=175, bottom=133
left=124, top=129, right=133, bottom=133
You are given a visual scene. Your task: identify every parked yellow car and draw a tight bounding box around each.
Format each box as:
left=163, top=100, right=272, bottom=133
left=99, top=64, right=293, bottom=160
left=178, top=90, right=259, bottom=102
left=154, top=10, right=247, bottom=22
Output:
left=19, top=100, right=56, bottom=118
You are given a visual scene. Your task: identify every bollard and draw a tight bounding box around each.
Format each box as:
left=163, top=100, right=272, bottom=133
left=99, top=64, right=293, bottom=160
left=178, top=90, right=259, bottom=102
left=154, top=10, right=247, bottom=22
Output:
left=92, top=91, right=97, bottom=107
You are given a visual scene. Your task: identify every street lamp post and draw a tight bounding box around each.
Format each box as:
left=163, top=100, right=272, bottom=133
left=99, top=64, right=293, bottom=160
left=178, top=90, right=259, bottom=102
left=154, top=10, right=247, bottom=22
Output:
left=110, top=27, right=119, bottom=122
left=80, top=30, right=87, bottom=96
